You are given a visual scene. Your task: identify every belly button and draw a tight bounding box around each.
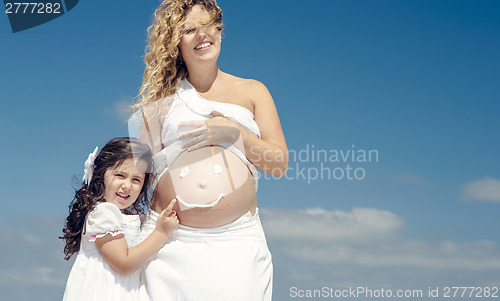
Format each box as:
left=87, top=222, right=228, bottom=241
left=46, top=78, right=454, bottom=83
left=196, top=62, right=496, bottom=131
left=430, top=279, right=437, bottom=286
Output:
left=198, top=180, right=207, bottom=189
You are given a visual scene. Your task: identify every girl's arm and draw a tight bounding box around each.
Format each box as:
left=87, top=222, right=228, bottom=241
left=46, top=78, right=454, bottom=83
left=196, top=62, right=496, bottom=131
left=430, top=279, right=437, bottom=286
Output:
left=95, top=200, right=178, bottom=275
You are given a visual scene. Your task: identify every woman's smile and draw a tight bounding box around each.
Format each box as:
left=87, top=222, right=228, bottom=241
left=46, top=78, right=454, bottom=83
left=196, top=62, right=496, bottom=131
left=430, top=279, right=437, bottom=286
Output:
left=194, top=41, right=212, bottom=50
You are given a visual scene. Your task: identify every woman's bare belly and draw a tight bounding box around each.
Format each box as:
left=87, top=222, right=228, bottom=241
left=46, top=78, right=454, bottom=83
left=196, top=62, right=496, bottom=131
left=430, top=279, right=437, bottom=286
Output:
left=154, top=146, right=257, bottom=228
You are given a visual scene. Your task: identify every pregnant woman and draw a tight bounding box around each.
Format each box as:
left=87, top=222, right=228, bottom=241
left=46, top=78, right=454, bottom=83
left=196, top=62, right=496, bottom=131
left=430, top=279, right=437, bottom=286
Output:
left=133, top=0, right=287, bottom=300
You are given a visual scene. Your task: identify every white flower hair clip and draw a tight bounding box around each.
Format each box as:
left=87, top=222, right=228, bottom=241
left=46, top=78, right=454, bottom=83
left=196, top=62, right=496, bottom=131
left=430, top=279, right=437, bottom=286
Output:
left=82, top=146, right=99, bottom=185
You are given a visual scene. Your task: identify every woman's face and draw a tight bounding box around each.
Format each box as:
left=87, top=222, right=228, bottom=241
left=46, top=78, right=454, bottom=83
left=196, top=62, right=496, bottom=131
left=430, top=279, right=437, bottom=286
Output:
left=179, top=5, right=221, bottom=67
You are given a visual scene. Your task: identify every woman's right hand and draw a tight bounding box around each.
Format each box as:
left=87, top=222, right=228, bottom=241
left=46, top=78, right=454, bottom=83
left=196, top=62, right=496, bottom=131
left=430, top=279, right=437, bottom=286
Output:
left=155, top=199, right=179, bottom=237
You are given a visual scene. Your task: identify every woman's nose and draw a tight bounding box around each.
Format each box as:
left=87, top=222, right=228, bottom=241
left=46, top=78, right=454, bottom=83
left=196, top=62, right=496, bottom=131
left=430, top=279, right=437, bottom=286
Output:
left=196, top=27, right=207, bottom=38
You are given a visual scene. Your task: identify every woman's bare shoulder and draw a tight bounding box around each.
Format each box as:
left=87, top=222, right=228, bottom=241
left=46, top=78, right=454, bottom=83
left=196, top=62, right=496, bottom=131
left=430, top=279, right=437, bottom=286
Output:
left=222, top=73, right=270, bottom=100
left=223, top=73, right=263, bottom=86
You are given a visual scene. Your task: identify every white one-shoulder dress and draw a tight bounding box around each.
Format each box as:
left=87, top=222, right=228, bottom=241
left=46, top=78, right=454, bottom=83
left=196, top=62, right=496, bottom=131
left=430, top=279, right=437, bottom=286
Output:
left=139, top=78, right=273, bottom=301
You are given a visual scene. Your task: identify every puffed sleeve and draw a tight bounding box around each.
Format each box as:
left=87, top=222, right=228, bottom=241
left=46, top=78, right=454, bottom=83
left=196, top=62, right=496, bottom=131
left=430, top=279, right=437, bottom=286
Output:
left=85, top=202, right=124, bottom=242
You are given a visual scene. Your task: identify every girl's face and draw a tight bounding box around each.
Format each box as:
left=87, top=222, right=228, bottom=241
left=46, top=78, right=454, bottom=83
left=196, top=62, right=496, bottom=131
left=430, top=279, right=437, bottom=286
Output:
left=179, top=5, right=221, bottom=67
left=103, top=158, right=146, bottom=212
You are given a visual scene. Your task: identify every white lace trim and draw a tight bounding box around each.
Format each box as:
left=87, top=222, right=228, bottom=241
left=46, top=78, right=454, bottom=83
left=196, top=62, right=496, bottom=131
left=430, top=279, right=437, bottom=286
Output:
left=89, top=229, right=123, bottom=242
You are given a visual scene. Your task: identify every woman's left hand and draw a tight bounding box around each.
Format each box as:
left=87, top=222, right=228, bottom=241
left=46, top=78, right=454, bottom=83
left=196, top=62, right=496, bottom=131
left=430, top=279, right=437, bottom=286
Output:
left=178, top=111, right=241, bottom=151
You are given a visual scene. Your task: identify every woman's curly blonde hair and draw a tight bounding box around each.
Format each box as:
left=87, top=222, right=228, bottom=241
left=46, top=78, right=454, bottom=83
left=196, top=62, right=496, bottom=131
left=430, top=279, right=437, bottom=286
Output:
left=136, top=0, right=223, bottom=109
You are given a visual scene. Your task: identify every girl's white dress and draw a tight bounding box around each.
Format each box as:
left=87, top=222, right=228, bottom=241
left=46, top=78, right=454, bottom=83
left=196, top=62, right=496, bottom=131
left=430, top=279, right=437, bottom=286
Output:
left=62, top=202, right=141, bottom=301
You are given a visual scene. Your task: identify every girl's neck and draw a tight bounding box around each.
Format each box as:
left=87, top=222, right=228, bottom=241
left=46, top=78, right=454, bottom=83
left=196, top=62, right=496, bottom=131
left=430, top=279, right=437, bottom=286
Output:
left=186, top=63, right=221, bottom=93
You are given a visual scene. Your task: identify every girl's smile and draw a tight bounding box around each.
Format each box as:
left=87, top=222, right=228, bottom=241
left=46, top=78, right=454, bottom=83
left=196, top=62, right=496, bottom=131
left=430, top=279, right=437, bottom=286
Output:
left=116, top=192, right=130, bottom=200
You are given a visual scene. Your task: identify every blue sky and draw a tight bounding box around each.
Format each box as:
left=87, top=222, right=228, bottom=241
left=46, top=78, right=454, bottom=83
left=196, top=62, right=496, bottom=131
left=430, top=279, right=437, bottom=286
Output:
left=1, top=0, right=499, bottom=300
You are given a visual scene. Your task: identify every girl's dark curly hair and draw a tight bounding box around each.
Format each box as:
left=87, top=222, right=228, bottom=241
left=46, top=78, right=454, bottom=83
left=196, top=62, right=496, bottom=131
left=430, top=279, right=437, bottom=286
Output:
left=60, top=137, right=154, bottom=260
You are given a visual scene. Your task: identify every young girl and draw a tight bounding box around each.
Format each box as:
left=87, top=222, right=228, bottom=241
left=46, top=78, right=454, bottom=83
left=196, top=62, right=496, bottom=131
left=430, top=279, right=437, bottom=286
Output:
left=60, top=137, right=178, bottom=301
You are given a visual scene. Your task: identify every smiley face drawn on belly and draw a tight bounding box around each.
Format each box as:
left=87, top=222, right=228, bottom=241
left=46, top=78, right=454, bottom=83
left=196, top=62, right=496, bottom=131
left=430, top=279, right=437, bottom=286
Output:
left=167, top=146, right=249, bottom=209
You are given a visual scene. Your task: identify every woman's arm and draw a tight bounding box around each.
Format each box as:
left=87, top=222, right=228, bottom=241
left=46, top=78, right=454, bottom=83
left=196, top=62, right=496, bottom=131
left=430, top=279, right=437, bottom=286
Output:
left=95, top=200, right=178, bottom=275
left=237, top=79, right=288, bottom=177
left=178, top=79, right=288, bottom=177
left=137, top=96, right=174, bottom=154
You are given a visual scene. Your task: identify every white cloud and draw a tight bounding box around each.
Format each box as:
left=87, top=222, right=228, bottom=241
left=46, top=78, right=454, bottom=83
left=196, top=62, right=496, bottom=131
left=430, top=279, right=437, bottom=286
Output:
left=461, top=177, right=500, bottom=202
left=262, top=207, right=500, bottom=270
left=0, top=214, right=72, bottom=300
left=104, top=96, right=135, bottom=124
left=263, top=207, right=404, bottom=243
left=261, top=207, right=500, bottom=300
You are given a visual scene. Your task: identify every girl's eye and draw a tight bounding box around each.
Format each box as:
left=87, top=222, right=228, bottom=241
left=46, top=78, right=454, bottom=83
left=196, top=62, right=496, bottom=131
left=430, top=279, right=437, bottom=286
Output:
left=133, top=178, right=142, bottom=183
left=116, top=173, right=124, bottom=178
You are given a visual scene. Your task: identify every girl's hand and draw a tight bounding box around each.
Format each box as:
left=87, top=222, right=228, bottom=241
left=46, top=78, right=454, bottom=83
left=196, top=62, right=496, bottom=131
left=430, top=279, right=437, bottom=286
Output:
left=178, top=111, right=241, bottom=151
left=155, top=199, right=179, bottom=238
